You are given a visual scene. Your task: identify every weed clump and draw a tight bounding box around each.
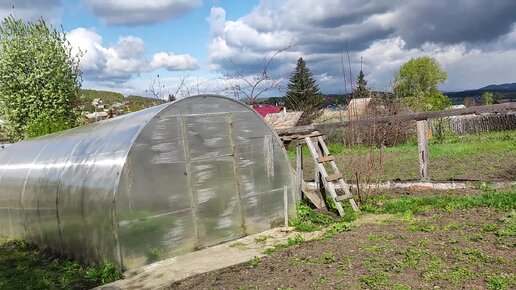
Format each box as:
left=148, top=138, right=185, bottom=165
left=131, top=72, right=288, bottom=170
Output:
left=0, top=236, right=123, bottom=289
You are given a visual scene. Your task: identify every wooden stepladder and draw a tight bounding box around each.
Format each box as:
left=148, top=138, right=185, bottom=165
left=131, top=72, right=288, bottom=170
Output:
left=289, top=131, right=359, bottom=216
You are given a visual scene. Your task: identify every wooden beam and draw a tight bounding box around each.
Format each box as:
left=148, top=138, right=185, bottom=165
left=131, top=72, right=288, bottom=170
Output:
left=335, top=194, right=353, bottom=202
left=325, top=173, right=343, bottom=182
left=277, top=103, right=516, bottom=135
left=301, top=178, right=326, bottom=210
left=417, top=120, right=430, bottom=181
left=291, top=167, right=326, bottom=210
left=295, top=143, right=303, bottom=201
left=316, top=156, right=335, bottom=163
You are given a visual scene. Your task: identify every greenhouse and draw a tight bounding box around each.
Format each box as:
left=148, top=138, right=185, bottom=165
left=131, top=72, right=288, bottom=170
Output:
left=0, top=95, right=295, bottom=270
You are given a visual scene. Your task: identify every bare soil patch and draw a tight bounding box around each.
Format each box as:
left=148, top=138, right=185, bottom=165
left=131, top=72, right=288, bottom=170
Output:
left=170, top=207, right=515, bottom=289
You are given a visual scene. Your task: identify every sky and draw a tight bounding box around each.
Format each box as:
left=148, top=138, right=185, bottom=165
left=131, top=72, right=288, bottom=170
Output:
left=1, top=0, right=516, bottom=98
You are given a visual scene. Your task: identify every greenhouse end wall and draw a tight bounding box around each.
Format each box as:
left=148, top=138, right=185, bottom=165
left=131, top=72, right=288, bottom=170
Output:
left=0, top=95, right=296, bottom=269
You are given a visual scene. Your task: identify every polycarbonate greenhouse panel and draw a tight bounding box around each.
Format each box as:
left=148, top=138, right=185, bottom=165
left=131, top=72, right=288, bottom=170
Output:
left=0, top=95, right=296, bottom=270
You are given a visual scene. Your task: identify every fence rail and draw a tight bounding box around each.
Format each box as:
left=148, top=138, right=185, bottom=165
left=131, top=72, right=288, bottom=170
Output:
left=278, top=102, right=516, bottom=136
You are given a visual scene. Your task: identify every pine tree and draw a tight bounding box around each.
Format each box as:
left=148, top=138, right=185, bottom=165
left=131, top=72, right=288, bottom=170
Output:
left=284, top=57, right=324, bottom=125
left=354, top=69, right=370, bottom=99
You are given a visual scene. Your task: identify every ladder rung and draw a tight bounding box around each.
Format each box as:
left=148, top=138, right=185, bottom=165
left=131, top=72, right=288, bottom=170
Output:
left=325, top=173, right=343, bottom=182
left=317, top=156, right=335, bottom=163
left=335, top=194, right=353, bottom=202
left=299, top=132, right=324, bottom=139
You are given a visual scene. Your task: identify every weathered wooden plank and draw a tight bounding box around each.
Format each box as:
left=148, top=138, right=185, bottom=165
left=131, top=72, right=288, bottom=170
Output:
left=290, top=132, right=324, bottom=140
left=325, top=173, right=343, bottom=182
left=295, top=143, right=303, bottom=201
left=316, top=156, right=335, bottom=163
left=277, top=103, right=516, bottom=136
left=301, top=178, right=326, bottom=210
left=417, top=120, right=430, bottom=181
left=313, top=137, right=322, bottom=193
left=335, top=194, right=353, bottom=202
left=291, top=167, right=326, bottom=210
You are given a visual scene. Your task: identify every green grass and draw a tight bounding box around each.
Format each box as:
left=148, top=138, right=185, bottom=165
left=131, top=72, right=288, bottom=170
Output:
left=248, top=256, right=260, bottom=268
left=146, top=247, right=165, bottom=263
left=291, top=203, right=335, bottom=232
left=262, top=234, right=305, bottom=255
left=358, top=271, right=390, bottom=288
left=486, top=273, right=516, bottom=290
left=363, top=189, right=516, bottom=214
left=495, top=211, right=516, bottom=237
left=0, top=237, right=122, bottom=289
left=254, top=235, right=270, bottom=243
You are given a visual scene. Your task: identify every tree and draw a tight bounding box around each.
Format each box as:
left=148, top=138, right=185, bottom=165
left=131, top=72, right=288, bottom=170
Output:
left=482, top=91, right=494, bottom=105
left=0, top=16, right=82, bottom=140
left=146, top=74, right=166, bottom=100
left=354, top=69, right=370, bottom=99
left=224, top=39, right=294, bottom=105
left=394, top=56, right=451, bottom=111
left=146, top=74, right=190, bottom=101
left=493, top=92, right=503, bottom=104
left=284, top=57, right=324, bottom=125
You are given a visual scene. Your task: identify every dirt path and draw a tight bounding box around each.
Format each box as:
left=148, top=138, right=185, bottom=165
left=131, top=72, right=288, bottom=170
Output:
left=170, top=208, right=515, bottom=289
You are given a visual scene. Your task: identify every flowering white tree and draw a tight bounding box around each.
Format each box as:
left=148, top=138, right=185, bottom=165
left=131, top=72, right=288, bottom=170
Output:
left=0, top=16, right=83, bottom=140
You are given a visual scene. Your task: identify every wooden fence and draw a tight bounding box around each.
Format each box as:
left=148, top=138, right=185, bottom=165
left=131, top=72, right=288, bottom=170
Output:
left=278, top=103, right=516, bottom=181
left=429, top=113, right=516, bottom=135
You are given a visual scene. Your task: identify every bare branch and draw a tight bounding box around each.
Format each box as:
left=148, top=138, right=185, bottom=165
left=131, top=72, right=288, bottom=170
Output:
left=223, top=37, right=295, bottom=105
left=146, top=74, right=164, bottom=100
left=173, top=74, right=190, bottom=99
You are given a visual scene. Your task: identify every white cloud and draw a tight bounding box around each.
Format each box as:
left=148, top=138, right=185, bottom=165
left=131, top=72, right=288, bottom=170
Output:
left=85, top=0, right=202, bottom=25
left=115, top=36, right=146, bottom=59
left=208, top=1, right=516, bottom=93
left=207, top=7, right=226, bottom=36
left=68, top=28, right=104, bottom=71
left=151, top=52, right=199, bottom=71
left=68, top=27, right=199, bottom=83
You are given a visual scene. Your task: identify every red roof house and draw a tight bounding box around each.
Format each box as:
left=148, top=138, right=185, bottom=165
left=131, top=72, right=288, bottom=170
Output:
left=253, top=105, right=283, bottom=117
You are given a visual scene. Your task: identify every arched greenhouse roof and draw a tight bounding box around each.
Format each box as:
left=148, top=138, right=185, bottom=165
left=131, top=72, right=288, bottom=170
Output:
left=0, top=95, right=295, bottom=269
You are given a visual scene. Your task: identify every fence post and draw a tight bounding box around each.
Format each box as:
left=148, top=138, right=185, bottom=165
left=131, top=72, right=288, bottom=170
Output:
left=295, top=142, right=303, bottom=201
left=417, top=120, right=430, bottom=181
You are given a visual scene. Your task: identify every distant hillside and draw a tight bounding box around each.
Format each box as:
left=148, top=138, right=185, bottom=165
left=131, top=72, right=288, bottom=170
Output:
left=479, top=83, right=516, bottom=91
left=80, top=89, right=164, bottom=112
left=125, top=95, right=166, bottom=112
left=81, top=89, right=125, bottom=104
left=444, top=83, right=516, bottom=105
